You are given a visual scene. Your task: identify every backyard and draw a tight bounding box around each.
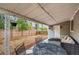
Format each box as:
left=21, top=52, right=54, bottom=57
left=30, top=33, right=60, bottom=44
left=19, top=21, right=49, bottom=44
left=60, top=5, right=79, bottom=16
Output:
left=0, top=15, right=48, bottom=54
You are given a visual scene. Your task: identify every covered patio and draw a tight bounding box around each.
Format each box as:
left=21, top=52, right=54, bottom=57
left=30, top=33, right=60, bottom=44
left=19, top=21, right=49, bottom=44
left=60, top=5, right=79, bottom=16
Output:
left=0, top=3, right=79, bottom=55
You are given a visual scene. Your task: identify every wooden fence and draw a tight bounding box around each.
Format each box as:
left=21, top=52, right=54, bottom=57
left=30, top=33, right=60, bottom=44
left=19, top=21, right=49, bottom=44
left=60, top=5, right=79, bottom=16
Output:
left=0, top=29, right=48, bottom=40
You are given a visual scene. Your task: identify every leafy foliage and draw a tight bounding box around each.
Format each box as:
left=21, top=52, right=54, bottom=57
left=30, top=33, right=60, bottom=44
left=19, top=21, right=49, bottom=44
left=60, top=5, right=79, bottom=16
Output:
left=17, top=18, right=32, bottom=31
left=38, top=26, right=47, bottom=31
left=28, top=22, right=32, bottom=30
left=17, top=18, right=28, bottom=31
left=0, top=19, right=4, bottom=29
left=0, top=15, right=4, bottom=29
left=35, top=24, right=47, bottom=31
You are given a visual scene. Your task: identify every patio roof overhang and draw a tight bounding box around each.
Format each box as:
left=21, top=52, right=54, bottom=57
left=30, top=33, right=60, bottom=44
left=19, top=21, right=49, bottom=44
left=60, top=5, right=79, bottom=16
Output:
left=0, top=3, right=79, bottom=26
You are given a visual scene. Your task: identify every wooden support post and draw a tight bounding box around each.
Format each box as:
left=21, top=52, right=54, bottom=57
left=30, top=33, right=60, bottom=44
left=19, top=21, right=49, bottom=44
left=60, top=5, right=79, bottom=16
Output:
left=3, top=15, right=10, bottom=55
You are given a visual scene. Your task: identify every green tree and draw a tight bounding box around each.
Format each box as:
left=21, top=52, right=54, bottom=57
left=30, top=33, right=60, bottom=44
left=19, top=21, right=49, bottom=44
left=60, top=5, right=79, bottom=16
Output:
left=43, top=27, right=47, bottom=31
left=27, top=22, right=32, bottom=35
left=28, top=22, right=32, bottom=30
left=17, top=18, right=28, bottom=36
left=0, top=19, right=4, bottom=29
left=0, top=15, right=4, bottom=29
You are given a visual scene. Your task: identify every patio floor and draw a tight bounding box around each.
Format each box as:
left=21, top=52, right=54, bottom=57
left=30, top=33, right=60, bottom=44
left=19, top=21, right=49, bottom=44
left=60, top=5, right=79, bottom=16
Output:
left=0, top=35, right=48, bottom=55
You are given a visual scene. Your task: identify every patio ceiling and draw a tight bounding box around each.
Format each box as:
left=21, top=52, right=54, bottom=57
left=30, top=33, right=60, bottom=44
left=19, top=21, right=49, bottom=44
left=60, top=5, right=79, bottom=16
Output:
left=0, top=3, right=79, bottom=25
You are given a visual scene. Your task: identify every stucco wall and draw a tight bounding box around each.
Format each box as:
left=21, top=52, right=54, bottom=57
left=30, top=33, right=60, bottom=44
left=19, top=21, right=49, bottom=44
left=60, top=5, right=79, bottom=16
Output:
left=48, top=25, right=60, bottom=39
left=60, top=21, right=70, bottom=38
left=48, top=21, right=70, bottom=39
left=70, top=10, right=79, bottom=43
left=53, top=25, right=60, bottom=38
left=48, top=26, right=55, bottom=39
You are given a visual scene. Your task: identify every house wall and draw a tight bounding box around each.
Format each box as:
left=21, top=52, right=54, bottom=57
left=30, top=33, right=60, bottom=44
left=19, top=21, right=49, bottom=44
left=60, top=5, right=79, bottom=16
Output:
left=48, top=26, right=54, bottom=39
left=48, top=21, right=70, bottom=39
left=48, top=25, right=60, bottom=39
left=60, top=21, right=70, bottom=38
left=70, top=10, right=79, bottom=43
left=53, top=25, right=60, bottom=38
